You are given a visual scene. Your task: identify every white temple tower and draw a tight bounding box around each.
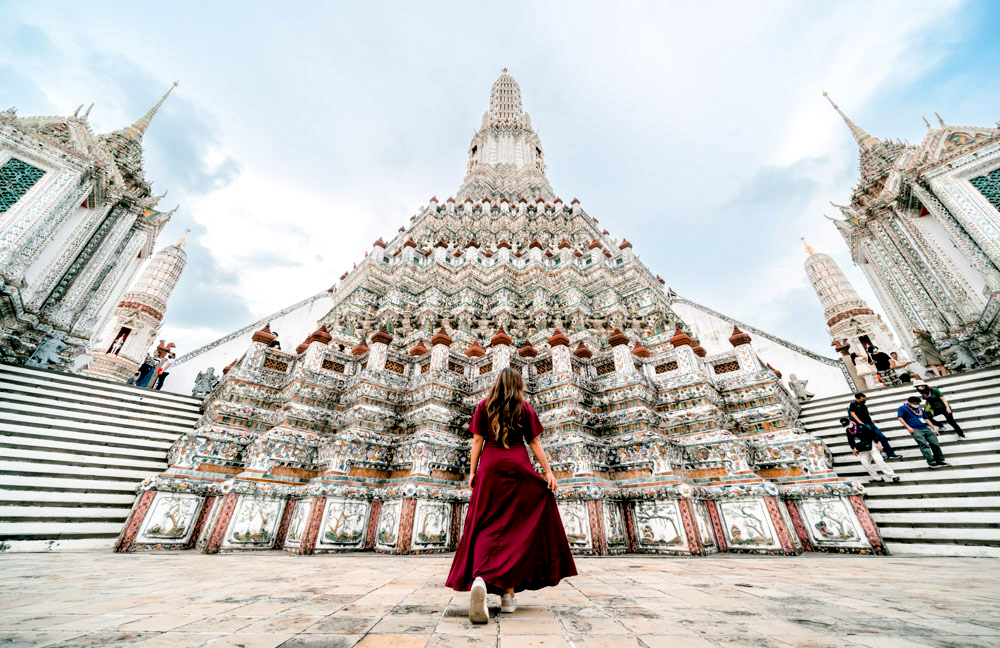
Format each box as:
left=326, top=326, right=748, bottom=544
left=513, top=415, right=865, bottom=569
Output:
left=803, top=240, right=902, bottom=386
left=85, top=231, right=188, bottom=381
left=0, top=83, right=180, bottom=367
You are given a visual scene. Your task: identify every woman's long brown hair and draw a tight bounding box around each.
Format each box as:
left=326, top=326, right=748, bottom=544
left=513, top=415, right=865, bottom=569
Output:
left=484, top=367, right=526, bottom=448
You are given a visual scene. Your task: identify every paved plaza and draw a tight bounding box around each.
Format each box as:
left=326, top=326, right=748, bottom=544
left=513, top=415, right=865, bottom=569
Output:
left=1, top=553, right=999, bottom=648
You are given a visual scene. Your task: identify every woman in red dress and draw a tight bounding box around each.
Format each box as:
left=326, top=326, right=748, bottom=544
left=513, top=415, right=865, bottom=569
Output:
left=446, top=367, right=577, bottom=623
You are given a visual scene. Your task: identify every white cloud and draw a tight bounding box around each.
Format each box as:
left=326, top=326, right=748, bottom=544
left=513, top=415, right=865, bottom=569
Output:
left=1, top=0, right=985, bottom=359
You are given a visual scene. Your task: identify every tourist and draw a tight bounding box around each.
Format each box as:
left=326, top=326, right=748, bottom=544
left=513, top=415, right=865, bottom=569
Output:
left=134, top=354, right=158, bottom=388
left=914, top=329, right=948, bottom=377
left=841, top=416, right=899, bottom=483
left=897, top=396, right=949, bottom=468
left=870, top=347, right=901, bottom=387
left=154, top=352, right=176, bottom=391
left=854, top=356, right=879, bottom=390
left=446, top=367, right=576, bottom=623
left=913, top=380, right=966, bottom=440
left=889, top=352, right=913, bottom=383
left=848, top=393, right=903, bottom=460
left=268, top=332, right=281, bottom=349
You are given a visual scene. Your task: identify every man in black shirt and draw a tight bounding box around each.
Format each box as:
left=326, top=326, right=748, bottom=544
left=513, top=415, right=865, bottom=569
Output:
left=848, top=393, right=903, bottom=460
left=841, top=417, right=899, bottom=483
left=870, top=347, right=901, bottom=387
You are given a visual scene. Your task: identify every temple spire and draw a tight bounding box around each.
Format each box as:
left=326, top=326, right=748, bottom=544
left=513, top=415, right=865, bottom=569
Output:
left=822, top=91, right=874, bottom=150
left=127, top=81, right=178, bottom=139
left=175, top=228, right=190, bottom=248
left=802, top=237, right=815, bottom=255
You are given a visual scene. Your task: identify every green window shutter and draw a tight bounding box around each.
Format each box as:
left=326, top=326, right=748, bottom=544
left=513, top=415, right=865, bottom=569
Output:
left=0, top=158, right=46, bottom=213
left=970, top=167, right=1000, bottom=213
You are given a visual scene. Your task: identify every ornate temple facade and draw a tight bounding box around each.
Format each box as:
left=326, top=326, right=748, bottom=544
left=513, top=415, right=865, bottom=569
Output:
left=117, top=72, right=882, bottom=557
left=802, top=240, right=905, bottom=389
left=84, top=232, right=188, bottom=381
left=824, top=94, right=1000, bottom=368
left=0, top=84, right=181, bottom=368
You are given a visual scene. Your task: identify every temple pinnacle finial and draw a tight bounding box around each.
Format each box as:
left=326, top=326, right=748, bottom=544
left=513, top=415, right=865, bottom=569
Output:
left=802, top=237, right=814, bottom=255
left=127, top=81, right=178, bottom=139
left=922, top=116, right=932, bottom=130
left=175, top=228, right=190, bottom=248
left=822, top=91, right=874, bottom=149
left=935, top=112, right=945, bottom=127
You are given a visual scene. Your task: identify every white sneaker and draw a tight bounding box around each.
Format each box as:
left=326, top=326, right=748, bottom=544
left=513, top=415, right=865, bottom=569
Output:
left=469, top=577, right=488, bottom=624
left=500, top=593, right=517, bottom=613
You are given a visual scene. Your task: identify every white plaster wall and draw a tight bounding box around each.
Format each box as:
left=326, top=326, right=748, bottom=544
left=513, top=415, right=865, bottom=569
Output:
left=166, top=291, right=335, bottom=395
left=672, top=300, right=851, bottom=398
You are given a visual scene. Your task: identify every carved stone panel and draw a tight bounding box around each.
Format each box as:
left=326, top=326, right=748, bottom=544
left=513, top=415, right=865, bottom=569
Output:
left=797, top=497, right=871, bottom=550
left=717, top=498, right=780, bottom=550
left=375, top=500, right=402, bottom=551
left=557, top=501, right=592, bottom=550
left=222, top=496, right=284, bottom=550
left=137, top=492, right=202, bottom=545
left=411, top=499, right=451, bottom=549
left=632, top=500, right=687, bottom=551
left=316, top=498, right=370, bottom=550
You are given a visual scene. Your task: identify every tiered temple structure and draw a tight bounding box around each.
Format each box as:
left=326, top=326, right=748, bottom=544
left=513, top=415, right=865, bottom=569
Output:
left=824, top=93, right=1000, bottom=368
left=117, top=72, right=882, bottom=557
left=802, top=240, right=905, bottom=389
left=84, top=231, right=189, bottom=381
left=0, top=84, right=182, bottom=368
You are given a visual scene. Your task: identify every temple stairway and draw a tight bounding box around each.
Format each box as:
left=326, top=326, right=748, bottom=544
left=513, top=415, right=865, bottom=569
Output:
left=800, top=365, right=1000, bottom=558
left=0, top=362, right=200, bottom=552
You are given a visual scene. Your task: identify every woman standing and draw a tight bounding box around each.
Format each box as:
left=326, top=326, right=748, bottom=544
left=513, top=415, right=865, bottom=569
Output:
left=914, top=380, right=966, bottom=439
left=446, top=368, right=577, bottom=623
left=914, top=329, right=948, bottom=377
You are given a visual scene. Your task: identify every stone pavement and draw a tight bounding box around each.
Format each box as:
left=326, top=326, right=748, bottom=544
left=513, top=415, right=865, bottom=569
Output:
left=1, top=553, right=999, bottom=648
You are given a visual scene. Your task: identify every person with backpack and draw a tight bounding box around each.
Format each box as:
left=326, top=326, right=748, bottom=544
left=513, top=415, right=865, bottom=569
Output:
left=840, top=417, right=899, bottom=483
left=848, top=393, right=904, bottom=460
left=913, top=380, right=966, bottom=440
left=897, top=396, right=950, bottom=468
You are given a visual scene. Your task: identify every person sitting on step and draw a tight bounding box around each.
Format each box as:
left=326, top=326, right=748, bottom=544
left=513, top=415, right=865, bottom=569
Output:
left=897, top=396, right=950, bottom=469
left=841, top=416, right=899, bottom=483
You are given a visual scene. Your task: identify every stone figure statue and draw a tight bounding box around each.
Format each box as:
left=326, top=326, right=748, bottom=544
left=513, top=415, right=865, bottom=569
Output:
left=787, top=373, right=815, bottom=403
left=26, top=333, right=68, bottom=368
left=192, top=367, right=219, bottom=400
left=943, top=342, right=978, bottom=370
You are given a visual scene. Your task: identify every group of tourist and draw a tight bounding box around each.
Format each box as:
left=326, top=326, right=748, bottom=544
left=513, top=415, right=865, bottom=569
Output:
left=127, top=352, right=176, bottom=390
left=850, top=330, right=954, bottom=391
left=840, top=381, right=966, bottom=483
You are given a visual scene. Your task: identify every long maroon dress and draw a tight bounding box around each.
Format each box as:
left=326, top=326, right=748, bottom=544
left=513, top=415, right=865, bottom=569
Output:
left=446, top=399, right=577, bottom=594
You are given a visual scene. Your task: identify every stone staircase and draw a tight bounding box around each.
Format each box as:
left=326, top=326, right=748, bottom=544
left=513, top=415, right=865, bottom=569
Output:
left=800, top=365, right=1000, bottom=558
left=0, top=362, right=201, bottom=552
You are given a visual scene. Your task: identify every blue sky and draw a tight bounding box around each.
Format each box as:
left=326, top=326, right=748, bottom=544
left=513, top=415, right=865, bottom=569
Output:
left=2, top=1, right=998, bottom=357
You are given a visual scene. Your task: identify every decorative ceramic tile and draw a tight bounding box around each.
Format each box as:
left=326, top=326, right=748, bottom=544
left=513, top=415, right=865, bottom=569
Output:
left=316, top=498, right=370, bottom=549
left=693, top=500, right=715, bottom=549
left=283, top=498, right=311, bottom=549
left=798, top=497, right=871, bottom=549
left=603, top=501, right=627, bottom=547
left=632, top=500, right=687, bottom=550
left=558, top=501, right=592, bottom=550
left=137, top=493, right=202, bottom=544
left=222, top=496, right=284, bottom=549
left=717, top=499, right=780, bottom=550
left=375, top=500, right=402, bottom=550
left=411, top=499, right=451, bottom=549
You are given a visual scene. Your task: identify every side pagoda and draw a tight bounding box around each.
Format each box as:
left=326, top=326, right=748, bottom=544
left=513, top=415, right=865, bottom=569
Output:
left=117, top=71, right=882, bottom=557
